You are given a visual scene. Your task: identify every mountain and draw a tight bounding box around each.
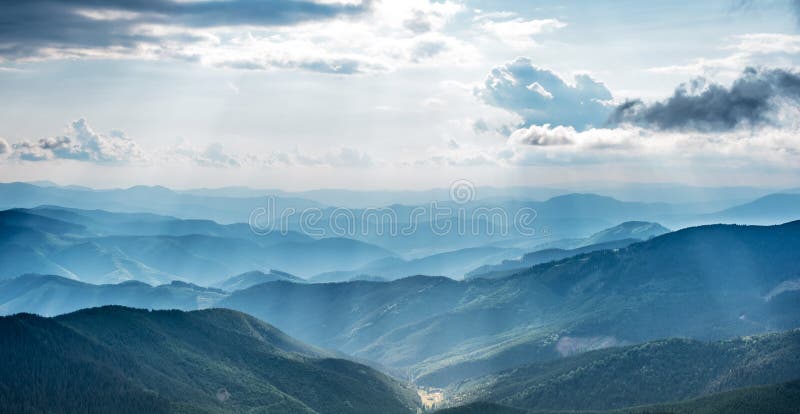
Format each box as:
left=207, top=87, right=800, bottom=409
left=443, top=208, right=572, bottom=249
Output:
left=0, top=182, right=324, bottom=224
left=465, top=239, right=638, bottom=280
left=214, top=270, right=305, bottom=291
left=466, top=221, right=670, bottom=280
left=714, top=193, right=800, bottom=224
left=0, top=208, right=395, bottom=283
left=530, top=194, right=674, bottom=221
left=0, top=274, right=226, bottom=316
left=438, top=380, right=800, bottom=414
left=0, top=183, right=699, bottom=257
left=0, top=306, right=419, bottom=414
left=23, top=205, right=312, bottom=245
left=312, top=246, right=524, bottom=282
left=580, top=220, right=670, bottom=245
left=448, top=329, right=800, bottom=411
left=220, top=221, right=800, bottom=387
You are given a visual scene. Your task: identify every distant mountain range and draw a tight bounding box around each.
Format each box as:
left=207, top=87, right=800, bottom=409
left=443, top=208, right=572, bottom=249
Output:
left=466, top=221, right=670, bottom=279
left=0, top=182, right=323, bottom=224
left=714, top=193, right=800, bottom=224
left=0, top=207, right=394, bottom=283
left=27, top=181, right=781, bottom=207
left=312, top=246, right=525, bottom=282
left=465, top=238, right=638, bottom=280
left=0, top=274, right=225, bottom=316
left=3, top=181, right=799, bottom=256
left=0, top=306, right=420, bottom=413
left=214, top=270, right=305, bottom=291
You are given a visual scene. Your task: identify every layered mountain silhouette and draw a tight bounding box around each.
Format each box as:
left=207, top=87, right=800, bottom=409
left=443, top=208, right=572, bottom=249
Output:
left=312, top=246, right=524, bottom=282
left=214, top=270, right=305, bottom=291
left=2, top=183, right=800, bottom=413
left=0, top=208, right=393, bottom=283
left=466, top=221, right=669, bottom=279
left=3, top=219, right=799, bottom=389
left=713, top=193, right=800, bottom=224
left=0, top=182, right=705, bottom=256
left=0, top=182, right=323, bottom=224
left=220, top=221, right=800, bottom=386
left=0, top=274, right=225, bottom=316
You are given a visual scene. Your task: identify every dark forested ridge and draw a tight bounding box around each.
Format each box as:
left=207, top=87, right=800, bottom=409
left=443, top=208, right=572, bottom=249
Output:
left=0, top=306, right=419, bottom=414
left=437, top=379, right=800, bottom=414
left=447, top=329, right=800, bottom=411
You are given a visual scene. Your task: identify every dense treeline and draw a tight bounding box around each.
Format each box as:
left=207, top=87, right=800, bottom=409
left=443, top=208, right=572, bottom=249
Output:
left=438, top=379, right=800, bottom=414
left=0, top=313, right=171, bottom=414
left=448, top=329, right=800, bottom=411
left=0, top=306, right=419, bottom=414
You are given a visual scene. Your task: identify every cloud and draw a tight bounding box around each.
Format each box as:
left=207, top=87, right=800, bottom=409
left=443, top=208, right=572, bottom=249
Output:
left=0, top=138, right=9, bottom=155
left=293, top=147, right=374, bottom=167
left=0, top=0, right=367, bottom=60
left=509, top=124, right=575, bottom=146
left=195, top=142, right=241, bottom=168
left=611, top=67, right=800, bottom=131
left=475, top=57, right=613, bottom=130
left=403, top=9, right=434, bottom=34
left=470, top=122, right=800, bottom=171
left=474, top=13, right=566, bottom=48
left=410, top=39, right=448, bottom=62
left=647, top=33, right=800, bottom=79
left=12, top=119, right=145, bottom=163
left=0, top=0, right=474, bottom=75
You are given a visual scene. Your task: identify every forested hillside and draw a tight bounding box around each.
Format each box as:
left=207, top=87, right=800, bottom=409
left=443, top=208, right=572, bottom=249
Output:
left=0, top=306, right=419, bottom=414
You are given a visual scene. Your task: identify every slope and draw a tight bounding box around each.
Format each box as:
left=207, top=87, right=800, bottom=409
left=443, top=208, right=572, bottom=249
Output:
left=0, top=306, right=419, bottom=414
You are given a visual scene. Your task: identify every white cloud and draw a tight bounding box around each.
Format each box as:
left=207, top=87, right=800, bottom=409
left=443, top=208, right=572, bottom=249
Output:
left=0, top=138, right=9, bottom=155
left=293, top=147, right=374, bottom=168
left=647, top=33, right=800, bottom=80
left=474, top=11, right=566, bottom=48
left=509, top=124, right=574, bottom=146
left=476, top=57, right=614, bottom=130
left=496, top=123, right=800, bottom=169
left=11, top=119, right=146, bottom=163
left=196, top=142, right=242, bottom=168
left=526, top=82, right=553, bottom=99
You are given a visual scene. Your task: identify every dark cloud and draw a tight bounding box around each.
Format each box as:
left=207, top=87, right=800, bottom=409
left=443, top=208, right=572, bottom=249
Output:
left=610, top=67, right=800, bottom=131
left=476, top=57, right=613, bottom=131
left=0, top=0, right=369, bottom=59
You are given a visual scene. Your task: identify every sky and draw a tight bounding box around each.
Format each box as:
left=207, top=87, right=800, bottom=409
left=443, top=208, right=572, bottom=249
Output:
left=0, top=0, right=799, bottom=190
